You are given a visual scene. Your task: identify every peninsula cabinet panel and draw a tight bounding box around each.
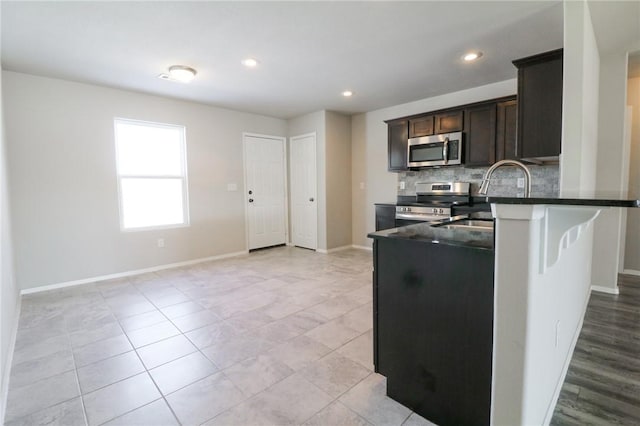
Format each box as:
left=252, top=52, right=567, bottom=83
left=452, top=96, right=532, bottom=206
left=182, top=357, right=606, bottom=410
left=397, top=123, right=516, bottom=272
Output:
left=464, top=104, right=497, bottom=166
left=496, top=99, right=518, bottom=161
left=374, top=237, right=494, bottom=426
left=434, top=110, right=463, bottom=134
left=387, top=119, right=408, bottom=172
left=409, top=115, right=434, bottom=138
left=375, top=205, right=396, bottom=231
left=513, top=49, right=563, bottom=159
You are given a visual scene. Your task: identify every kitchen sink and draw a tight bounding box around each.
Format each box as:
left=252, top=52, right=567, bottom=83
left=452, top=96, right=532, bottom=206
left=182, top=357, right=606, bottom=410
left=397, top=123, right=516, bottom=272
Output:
left=433, top=218, right=494, bottom=232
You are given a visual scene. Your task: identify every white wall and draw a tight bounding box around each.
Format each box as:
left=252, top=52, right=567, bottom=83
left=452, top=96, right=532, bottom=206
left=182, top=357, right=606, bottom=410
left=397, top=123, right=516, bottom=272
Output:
left=0, top=69, right=20, bottom=422
left=625, top=77, right=640, bottom=272
left=350, top=79, right=518, bottom=247
left=287, top=110, right=352, bottom=251
left=3, top=71, right=287, bottom=290
left=325, top=111, right=352, bottom=249
left=591, top=51, right=631, bottom=291
left=560, top=0, right=600, bottom=197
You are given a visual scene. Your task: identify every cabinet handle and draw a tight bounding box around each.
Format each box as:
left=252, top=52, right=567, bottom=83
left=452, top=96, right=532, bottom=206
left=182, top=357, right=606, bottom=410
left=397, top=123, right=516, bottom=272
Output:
left=249, top=198, right=254, bottom=203
left=309, top=198, right=314, bottom=202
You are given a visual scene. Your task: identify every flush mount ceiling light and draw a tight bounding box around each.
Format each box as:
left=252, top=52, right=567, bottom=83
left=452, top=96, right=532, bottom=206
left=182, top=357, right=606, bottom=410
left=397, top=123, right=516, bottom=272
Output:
left=342, top=90, right=354, bottom=97
left=242, top=58, right=259, bottom=68
left=158, top=65, right=197, bottom=83
left=462, top=51, right=483, bottom=62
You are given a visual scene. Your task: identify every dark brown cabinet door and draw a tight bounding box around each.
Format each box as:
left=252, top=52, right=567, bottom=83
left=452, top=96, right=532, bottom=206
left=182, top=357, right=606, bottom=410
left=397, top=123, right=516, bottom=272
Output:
left=496, top=99, right=518, bottom=161
left=387, top=119, right=408, bottom=172
left=464, top=104, right=497, bottom=166
left=435, top=110, right=463, bottom=134
left=513, top=49, right=563, bottom=159
left=409, top=115, right=434, bottom=138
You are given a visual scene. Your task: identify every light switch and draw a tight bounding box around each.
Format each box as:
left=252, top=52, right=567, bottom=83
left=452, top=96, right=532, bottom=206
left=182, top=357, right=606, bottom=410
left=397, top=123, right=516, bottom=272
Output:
left=227, top=183, right=238, bottom=191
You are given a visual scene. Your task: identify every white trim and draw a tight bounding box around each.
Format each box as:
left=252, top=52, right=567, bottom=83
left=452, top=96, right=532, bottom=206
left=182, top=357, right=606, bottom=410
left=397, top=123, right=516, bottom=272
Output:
left=242, top=133, right=288, bottom=251
left=590, top=285, right=620, bottom=295
left=316, top=245, right=353, bottom=254
left=20, top=251, right=248, bottom=295
left=543, top=292, right=590, bottom=425
left=351, top=244, right=373, bottom=251
left=622, top=269, right=640, bottom=277
left=1, top=297, right=21, bottom=424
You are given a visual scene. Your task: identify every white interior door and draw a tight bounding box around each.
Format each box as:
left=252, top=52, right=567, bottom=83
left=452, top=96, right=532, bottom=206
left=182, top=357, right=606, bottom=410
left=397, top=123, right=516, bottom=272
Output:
left=290, top=133, right=318, bottom=250
left=244, top=134, right=287, bottom=250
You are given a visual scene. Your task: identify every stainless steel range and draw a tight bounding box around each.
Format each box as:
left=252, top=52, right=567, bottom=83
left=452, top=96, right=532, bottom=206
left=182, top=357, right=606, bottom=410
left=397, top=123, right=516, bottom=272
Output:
left=395, top=182, right=471, bottom=226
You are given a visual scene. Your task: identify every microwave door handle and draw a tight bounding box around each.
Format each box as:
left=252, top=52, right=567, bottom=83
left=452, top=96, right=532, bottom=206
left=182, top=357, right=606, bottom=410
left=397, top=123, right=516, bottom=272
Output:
left=442, top=137, right=449, bottom=165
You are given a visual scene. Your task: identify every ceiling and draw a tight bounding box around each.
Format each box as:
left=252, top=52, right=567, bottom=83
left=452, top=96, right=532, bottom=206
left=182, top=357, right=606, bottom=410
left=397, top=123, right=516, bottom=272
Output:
left=1, top=1, right=564, bottom=119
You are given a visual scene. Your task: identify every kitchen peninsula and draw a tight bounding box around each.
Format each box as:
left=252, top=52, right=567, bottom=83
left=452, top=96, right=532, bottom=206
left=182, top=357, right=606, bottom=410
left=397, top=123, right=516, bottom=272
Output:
left=368, top=196, right=640, bottom=426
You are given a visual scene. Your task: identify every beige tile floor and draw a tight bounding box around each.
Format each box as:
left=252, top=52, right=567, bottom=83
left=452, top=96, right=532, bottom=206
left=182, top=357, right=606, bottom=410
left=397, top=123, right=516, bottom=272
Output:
left=4, top=246, right=435, bottom=426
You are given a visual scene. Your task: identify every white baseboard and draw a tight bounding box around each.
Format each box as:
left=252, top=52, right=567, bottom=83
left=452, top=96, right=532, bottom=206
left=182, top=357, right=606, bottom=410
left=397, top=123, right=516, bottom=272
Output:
left=543, top=291, right=590, bottom=425
left=622, top=269, right=640, bottom=277
left=1, top=296, right=21, bottom=424
left=21, top=250, right=249, bottom=295
left=351, top=244, right=372, bottom=251
left=590, top=285, right=620, bottom=295
left=316, top=245, right=355, bottom=254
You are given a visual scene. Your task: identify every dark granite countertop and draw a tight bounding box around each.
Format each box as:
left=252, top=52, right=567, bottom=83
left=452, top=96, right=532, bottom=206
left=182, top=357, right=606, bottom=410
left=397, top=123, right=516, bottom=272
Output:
left=486, top=196, right=640, bottom=207
left=367, top=216, right=494, bottom=250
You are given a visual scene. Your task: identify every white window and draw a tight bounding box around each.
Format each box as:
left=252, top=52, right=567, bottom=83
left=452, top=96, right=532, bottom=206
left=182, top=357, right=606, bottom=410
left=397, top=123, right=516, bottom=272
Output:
left=114, top=118, right=189, bottom=231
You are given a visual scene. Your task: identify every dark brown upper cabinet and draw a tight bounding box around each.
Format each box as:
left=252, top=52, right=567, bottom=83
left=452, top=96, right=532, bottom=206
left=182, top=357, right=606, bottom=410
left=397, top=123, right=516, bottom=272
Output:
left=385, top=96, right=516, bottom=172
left=409, top=115, right=434, bottom=138
left=513, top=49, right=563, bottom=159
left=386, top=118, right=408, bottom=172
left=496, top=99, right=518, bottom=161
left=435, top=110, right=463, bottom=134
left=464, top=103, right=497, bottom=167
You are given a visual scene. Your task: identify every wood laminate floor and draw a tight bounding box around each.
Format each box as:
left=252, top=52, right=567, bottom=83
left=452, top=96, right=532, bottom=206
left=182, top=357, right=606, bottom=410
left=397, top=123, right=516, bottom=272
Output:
left=551, top=274, right=640, bottom=426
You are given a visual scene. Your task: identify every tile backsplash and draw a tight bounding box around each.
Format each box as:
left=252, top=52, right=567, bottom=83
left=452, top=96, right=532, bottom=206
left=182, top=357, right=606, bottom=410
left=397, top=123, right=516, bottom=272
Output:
left=398, top=164, right=559, bottom=197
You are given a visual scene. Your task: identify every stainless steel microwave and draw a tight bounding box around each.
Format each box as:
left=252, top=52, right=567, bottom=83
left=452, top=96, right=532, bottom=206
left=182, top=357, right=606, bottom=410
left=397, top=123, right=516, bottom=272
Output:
left=407, top=132, right=463, bottom=167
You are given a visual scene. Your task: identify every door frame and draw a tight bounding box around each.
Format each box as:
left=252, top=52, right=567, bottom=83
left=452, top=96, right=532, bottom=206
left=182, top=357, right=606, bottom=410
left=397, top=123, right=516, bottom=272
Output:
left=289, top=132, right=318, bottom=250
left=242, top=132, right=289, bottom=251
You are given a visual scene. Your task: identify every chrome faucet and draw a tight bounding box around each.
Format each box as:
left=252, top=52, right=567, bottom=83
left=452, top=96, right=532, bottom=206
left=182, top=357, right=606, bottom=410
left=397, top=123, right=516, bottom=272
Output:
left=478, top=159, right=532, bottom=197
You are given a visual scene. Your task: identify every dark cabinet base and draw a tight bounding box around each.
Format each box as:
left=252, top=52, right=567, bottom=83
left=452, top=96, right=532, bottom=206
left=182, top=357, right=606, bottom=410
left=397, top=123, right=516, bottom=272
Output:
left=373, top=238, right=494, bottom=426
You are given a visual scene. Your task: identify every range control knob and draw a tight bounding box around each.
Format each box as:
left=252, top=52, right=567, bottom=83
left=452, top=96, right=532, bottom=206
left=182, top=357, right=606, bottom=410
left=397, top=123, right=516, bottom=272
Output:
left=439, top=208, right=444, bottom=214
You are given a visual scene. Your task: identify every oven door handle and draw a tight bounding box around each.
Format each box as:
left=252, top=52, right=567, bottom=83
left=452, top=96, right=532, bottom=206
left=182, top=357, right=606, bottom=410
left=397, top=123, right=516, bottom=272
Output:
left=442, top=137, right=449, bottom=165
left=395, top=213, right=443, bottom=221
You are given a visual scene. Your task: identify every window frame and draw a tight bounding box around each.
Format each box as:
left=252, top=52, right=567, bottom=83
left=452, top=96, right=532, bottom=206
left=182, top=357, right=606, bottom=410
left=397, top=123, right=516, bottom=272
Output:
left=114, top=117, right=190, bottom=232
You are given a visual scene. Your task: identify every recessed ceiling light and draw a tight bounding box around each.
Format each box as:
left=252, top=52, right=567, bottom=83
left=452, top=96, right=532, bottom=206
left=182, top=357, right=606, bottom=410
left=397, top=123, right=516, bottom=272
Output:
left=161, top=65, right=197, bottom=83
left=463, top=51, right=483, bottom=62
left=242, top=58, right=259, bottom=68
left=342, top=90, right=353, bottom=97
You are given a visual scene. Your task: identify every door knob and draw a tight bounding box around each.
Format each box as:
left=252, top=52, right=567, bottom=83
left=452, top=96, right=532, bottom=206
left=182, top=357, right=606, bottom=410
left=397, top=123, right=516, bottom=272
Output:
left=248, top=190, right=253, bottom=194
left=309, top=198, right=314, bottom=202
left=249, top=198, right=254, bottom=203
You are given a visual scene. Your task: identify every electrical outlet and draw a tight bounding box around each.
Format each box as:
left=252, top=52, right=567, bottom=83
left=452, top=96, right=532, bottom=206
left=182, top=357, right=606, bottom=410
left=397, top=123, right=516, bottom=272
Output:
left=517, top=178, right=525, bottom=188
left=157, top=238, right=165, bottom=248
left=399, top=181, right=406, bottom=190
